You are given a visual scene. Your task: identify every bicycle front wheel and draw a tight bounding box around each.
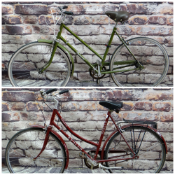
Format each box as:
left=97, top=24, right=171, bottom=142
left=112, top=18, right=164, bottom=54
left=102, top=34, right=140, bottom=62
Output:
left=110, top=37, right=169, bottom=87
left=8, top=42, right=71, bottom=87
left=105, top=126, right=166, bottom=173
left=5, top=128, right=66, bottom=173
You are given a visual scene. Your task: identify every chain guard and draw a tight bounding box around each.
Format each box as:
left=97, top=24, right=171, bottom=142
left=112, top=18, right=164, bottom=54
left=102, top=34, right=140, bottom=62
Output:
left=89, top=66, right=106, bottom=79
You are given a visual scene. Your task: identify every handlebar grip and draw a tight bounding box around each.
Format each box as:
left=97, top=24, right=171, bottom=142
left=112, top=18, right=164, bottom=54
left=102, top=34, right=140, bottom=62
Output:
left=59, top=89, right=69, bottom=95
left=63, top=11, right=73, bottom=15
left=46, top=89, right=57, bottom=94
left=63, top=6, right=68, bottom=9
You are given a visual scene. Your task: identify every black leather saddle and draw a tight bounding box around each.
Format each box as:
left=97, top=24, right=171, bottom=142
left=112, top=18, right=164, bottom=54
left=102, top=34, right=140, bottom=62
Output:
left=99, top=101, right=123, bottom=111
left=105, top=11, right=130, bottom=23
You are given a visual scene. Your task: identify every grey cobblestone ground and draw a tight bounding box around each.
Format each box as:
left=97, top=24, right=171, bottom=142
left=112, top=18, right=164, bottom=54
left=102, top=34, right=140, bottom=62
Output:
left=2, top=166, right=173, bottom=173
left=2, top=166, right=105, bottom=173
left=2, top=79, right=173, bottom=87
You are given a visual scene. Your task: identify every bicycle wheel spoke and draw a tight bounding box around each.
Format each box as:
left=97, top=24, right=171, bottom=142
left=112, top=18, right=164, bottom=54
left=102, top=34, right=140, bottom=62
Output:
left=105, top=126, right=166, bottom=173
left=6, top=128, right=66, bottom=173
left=110, top=37, right=169, bottom=87
left=9, top=42, right=70, bottom=87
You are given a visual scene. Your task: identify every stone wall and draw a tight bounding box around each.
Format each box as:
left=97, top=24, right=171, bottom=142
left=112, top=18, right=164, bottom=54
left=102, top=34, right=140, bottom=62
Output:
left=2, top=88, right=173, bottom=171
left=2, top=1, right=173, bottom=87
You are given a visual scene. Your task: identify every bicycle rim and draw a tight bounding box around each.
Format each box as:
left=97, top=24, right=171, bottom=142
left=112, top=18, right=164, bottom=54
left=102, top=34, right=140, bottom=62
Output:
left=5, top=128, right=66, bottom=173
left=105, top=126, right=166, bottom=173
left=8, top=42, right=71, bottom=87
left=110, top=37, right=169, bottom=87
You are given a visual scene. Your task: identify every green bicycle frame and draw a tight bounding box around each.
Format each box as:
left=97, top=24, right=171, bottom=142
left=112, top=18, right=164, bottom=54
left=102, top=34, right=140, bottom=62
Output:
left=40, top=23, right=140, bottom=74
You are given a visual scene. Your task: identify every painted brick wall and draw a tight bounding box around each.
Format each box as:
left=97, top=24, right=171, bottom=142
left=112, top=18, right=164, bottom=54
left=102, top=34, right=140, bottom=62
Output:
left=2, top=1, right=173, bottom=87
left=2, top=88, right=173, bottom=171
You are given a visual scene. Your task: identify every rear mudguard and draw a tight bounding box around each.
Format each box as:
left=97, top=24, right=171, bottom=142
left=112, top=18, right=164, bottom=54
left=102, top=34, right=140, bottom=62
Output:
left=101, top=124, right=167, bottom=159
left=31, top=125, right=69, bottom=169
left=37, top=39, right=74, bottom=76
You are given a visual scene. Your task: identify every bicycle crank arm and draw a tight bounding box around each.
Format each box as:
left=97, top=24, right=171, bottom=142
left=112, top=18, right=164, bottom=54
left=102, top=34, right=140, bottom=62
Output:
left=99, top=163, right=122, bottom=170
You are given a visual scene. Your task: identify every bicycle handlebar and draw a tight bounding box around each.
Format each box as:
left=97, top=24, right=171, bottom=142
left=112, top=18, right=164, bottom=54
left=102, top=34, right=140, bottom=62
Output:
left=40, top=89, right=69, bottom=109
left=58, top=6, right=68, bottom=12
left=41, top=89, right=69, bottom=97
left=58, top=6, right=73, bottom=15
left=63, top=6, right=68, bottom=9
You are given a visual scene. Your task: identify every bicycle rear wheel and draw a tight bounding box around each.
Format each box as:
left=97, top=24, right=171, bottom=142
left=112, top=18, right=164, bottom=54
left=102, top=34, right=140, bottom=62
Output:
left=104, top=126, right=166, bottom=173
left=5, top=128, right=66, bottom=173
left=8, top=42, right=71, bottom=87
left=110, top=37, right=169, bottom=87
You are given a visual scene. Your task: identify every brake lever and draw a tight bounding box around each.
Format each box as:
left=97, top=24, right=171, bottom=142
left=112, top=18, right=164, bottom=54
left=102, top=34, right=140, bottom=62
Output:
left=40, top=90, right=46, bottom=97
left=58, top=6, right=62, bottom=12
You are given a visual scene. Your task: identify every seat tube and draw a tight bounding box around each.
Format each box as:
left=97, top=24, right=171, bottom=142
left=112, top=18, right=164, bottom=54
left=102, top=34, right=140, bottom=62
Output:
left=102, top=27, right=116, bottom=67
left=94, top=111, right=110, bottom=159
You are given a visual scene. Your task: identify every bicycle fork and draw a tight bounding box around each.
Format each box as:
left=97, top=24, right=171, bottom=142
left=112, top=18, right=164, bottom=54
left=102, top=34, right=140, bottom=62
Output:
left=33, top=125, right=52, bottom=160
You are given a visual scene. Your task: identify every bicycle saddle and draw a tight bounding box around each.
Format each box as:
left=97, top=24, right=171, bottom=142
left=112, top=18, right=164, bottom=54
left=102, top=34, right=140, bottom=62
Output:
left=99, top=101, right=123, bottom=110
left=105, top=11, right=130, bottom=23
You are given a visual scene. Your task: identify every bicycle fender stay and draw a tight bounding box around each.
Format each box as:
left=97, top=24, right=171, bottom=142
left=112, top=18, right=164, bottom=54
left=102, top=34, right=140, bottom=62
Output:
left=37, top=39, right=74, bottom=76
left=101, top=124, right=167, bottom=159
left=30, top=125, right=69, bottom=169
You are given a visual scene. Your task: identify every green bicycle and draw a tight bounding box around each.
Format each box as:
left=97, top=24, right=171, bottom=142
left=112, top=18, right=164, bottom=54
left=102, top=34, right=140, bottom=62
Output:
left=8, top=6, right=169, bottom=87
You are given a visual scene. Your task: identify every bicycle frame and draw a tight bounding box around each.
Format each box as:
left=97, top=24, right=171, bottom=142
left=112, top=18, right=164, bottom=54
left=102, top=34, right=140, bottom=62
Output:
left=39, top=23, right=141, bottom=74
left=34, top=108, right=137, bottom=164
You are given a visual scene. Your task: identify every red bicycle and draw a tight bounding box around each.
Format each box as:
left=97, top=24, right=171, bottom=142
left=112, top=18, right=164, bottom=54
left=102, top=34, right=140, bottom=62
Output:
left=5, top=89, right=167, bottom=173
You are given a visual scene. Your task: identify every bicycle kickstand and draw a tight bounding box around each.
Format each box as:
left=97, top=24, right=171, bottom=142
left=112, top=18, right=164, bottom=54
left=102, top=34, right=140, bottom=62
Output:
left=96, top=79, right=100, bottom=84
left=96, top=60, right=101, bottom=85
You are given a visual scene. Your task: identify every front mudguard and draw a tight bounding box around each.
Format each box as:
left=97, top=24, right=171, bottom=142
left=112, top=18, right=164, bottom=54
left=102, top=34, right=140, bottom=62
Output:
left=31, top=125, right=69, bottom=169
left=37, top=39, right=74, bottom=76
left=101, top=124, right=167, bottom=160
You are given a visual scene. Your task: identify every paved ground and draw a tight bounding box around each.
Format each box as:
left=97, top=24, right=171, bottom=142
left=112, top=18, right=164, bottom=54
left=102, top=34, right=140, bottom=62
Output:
left=2, top=79, right=117, bottom=87
left=2, top=78, right=172, bottom=87
left=2, top=166, right=173, bottom=173
left=2, top=166, right=106, bottom=173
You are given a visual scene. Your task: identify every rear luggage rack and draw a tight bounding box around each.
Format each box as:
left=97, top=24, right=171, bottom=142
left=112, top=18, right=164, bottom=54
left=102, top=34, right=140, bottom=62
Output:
left=123, top=119, right=157, bottom=129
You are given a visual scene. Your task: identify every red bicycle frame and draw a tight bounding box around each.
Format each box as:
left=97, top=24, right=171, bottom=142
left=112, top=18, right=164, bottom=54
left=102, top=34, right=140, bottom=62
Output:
left=34, top=108, right=137, bottom=164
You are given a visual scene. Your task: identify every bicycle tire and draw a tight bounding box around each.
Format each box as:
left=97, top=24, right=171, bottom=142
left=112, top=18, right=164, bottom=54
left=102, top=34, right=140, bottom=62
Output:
left=110, top=37, right=169, bottom=87
left=8, top=42, right=71, bottom=87
left=5, top=128, right=66, bottom=173
left=104, top=126, right=166, bottom=173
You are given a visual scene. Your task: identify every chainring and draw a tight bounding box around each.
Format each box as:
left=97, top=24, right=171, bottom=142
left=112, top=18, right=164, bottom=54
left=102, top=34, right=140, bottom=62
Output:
left=89, top=66, right=106, bottom=79
left=84, top=151, right=101, bottom=169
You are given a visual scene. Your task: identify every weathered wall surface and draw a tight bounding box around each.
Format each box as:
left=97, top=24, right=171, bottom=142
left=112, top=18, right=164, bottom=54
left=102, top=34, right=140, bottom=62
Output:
left=2, top=1, right=173, bottom=86
left=2, top=88, right=173, bottom=171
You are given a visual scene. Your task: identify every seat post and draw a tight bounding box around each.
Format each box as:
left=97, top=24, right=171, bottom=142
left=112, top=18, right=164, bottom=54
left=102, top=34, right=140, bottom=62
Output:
left=107, top=110, right=113, bottom=116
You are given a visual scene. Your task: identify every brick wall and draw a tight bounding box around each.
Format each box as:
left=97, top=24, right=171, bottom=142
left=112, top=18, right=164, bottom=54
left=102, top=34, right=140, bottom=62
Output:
left=2, top=1, right=173, bottom=87
left=2, top=88, right=173, bottom=171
